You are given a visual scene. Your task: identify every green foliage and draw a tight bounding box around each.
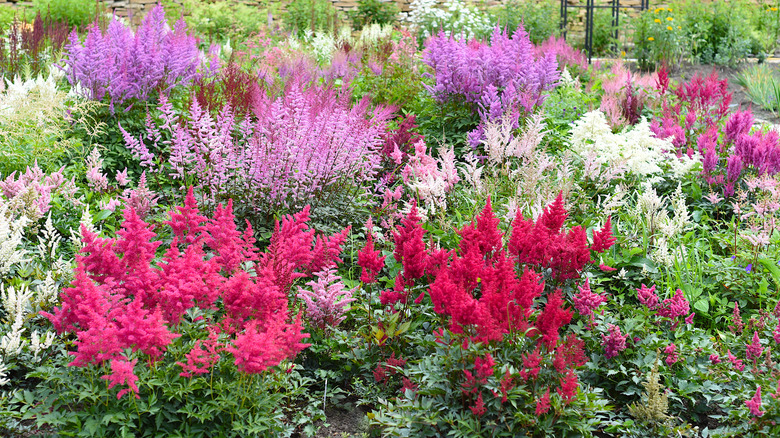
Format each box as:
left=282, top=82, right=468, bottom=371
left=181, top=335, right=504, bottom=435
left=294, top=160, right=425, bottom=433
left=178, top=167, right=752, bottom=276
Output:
left=177, top=0, right=271, bottom=44
left=348, top=0, right=398, bottom=30
left=632, top=6, right=687, bottom=71
left=735, top=64, right=780, bottom=114
left=33, top=0, right=98, bottom=28
left=17, top=311, right=319, bottom=437
left=284, top=0, right=340, bottom=36
left=489, top=0, right=560, bottom=45
left=672, top=0, right=755, bottom=66
left=0, top=4, right=19, bottom=28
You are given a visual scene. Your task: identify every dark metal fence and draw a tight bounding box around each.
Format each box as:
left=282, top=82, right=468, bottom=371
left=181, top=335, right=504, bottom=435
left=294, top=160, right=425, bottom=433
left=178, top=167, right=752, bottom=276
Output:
left=560, top=0, right=650, bottom=62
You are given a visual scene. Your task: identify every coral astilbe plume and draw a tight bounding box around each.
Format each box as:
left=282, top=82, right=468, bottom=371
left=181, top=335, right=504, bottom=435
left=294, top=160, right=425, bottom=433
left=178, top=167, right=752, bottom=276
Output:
left=509, top=193, right=612, bottom=282
left=42, top=189, right=339, bottom=398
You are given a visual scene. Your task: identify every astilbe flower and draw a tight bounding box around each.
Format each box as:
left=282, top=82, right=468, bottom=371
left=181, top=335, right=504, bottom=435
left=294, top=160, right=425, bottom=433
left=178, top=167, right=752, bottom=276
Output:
left=381, top=202, right=428, bottom=306
left=602, top=324, right=628, bottom=359
left=730, top=302, right=745, bottom=334
left=423, top=25, right=559, bottom=146
left=746, top=386, right=764, bottom=417
left=656, top=288, right=691, bottom=329
left=125, top=80, right=394, bottom=213
left=727, top=349, right=745, bottom=372
left=572, top=279, right=607, bottom=320
left=62, top=5, right=200, bottom=110
left=747, top=331, right=764, bottom=362
left=664, top=343, right=679, bottom=366
left=509, top=193, right=611, bottom=282
left=100, top=357, right=140, bottom=400
left=535, top=388, right=552, bottom=415
left=42, top=190, right=349, bottom=396
left=558, top=369, right=578, bottom=404
left=427, top=200, right=544, bottom=342
left=637, top=283, right=660, bottom=310
left=553, top=334, right=587, bottom=372
left=296, top=268, right=357, bottom=330
left=535, top=290, right=573, bottom=350
left=357, top=218, right=386, bottom=284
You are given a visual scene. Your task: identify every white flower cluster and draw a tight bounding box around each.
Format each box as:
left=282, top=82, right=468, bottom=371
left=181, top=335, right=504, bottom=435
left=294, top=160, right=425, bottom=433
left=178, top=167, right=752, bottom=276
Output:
left=0, top=74, right=63, bottom=121
left=0, top=205, right=28, bottom=277
left=359, top=23, right=393, bottom=46
left=569, top=110, right=700, bottom=180
left=635, top=183, right=690, bottom=267
left=408, top=0, right=491, bottom=41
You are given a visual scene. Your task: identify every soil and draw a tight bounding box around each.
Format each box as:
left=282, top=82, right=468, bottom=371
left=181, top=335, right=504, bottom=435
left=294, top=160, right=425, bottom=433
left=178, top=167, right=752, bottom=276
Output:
left=312, top=405, right=370, bottom=438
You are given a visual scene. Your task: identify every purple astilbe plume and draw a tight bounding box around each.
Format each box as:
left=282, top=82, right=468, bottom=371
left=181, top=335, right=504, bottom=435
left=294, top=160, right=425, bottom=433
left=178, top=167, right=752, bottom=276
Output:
left=62, top=5, right=200, bottom=110
left=296, top=267, right=357, bottom=330
left=127, top=79, right=394, bottom=212
left=423, top=26, right=559, bottom=145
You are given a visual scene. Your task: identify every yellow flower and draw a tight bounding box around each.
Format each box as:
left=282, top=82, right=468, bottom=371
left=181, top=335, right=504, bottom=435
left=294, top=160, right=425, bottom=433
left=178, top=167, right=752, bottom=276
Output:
left=678, top=26, right=681, bottom=30
left=655, top=18, right=661, bottom=23
left=668, top=8, right=673, bottom=12
left=773, top=7, right=779, bottom=11
left=648, top=37, right=655, bottom=41
left=667, top=17, right=673, bottom=21
left=667, top=26, right=673, bottom=31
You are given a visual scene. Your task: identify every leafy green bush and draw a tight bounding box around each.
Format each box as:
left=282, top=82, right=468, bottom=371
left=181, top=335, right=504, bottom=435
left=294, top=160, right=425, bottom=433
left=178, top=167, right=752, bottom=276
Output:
left=33, top=0, right=98, bottom=28
left=490, top=0, right=560, bottom=45
left=673, top=0, right=754, bottom=66
left=348, top=0, right=398, bottom=30
left=178, top=0, right=269, bottom=43
left=284, top=0, right=340, bottom=36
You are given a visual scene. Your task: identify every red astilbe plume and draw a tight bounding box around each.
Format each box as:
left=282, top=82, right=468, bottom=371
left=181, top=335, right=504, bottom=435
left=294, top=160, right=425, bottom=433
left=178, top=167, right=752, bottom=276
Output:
left=509, top=193, right=606, bottom=282
left=534, top=290, right=572, bottom=350
left=591, top=217, right=615, bottom=253
left=357, top=218, right=386, bottom=284
left=258, top=205, right=350, bottom=294
left=392, top=201, right=428, bottom=281
left=427, top=200, right=544, bottom=342
left=43, top=191, right=325, bottom=398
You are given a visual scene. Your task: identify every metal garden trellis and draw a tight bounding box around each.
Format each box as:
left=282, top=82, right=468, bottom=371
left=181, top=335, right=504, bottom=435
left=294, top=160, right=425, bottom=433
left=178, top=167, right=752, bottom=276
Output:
left=559, top=0, right=650, bottom=62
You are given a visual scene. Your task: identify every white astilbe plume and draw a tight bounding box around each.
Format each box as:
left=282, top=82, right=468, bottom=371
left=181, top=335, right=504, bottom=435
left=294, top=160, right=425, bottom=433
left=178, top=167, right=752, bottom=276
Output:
left=635, top=183, right=691, bottom=267
left=0, top=296, right=25, bottom=357
left=28, top=330, right=55, bottom=358
left=569, top=110, right=679, bottom=178
left=483, top=113, right=547, bottom=166
left=460, top=152, right=484, bottom=194
left=297, top=268, right=357, bottom=330
left=0, top=357, right=8, bottom=386
left=0, top=205, right=28, bottom=277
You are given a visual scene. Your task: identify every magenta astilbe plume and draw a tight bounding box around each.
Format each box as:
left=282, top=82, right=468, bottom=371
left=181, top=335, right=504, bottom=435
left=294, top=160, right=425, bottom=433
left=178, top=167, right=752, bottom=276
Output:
left=62, top=5, right=200, bottom=110
left=572, top=279, right=607, bottom=320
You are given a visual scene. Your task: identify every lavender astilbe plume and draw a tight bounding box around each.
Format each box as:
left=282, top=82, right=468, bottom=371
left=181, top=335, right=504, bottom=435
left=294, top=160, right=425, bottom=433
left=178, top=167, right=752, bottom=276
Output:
left=423, top=25, right=560, bottom=147
left=62, top=5, right=200, bottom=111
left=125, top=79, right=394, bottom=213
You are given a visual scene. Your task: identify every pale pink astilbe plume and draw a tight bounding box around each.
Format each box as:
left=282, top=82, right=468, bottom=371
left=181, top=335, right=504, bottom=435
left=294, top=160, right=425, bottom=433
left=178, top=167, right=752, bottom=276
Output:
left=572, top=279, right=607, bottom=320
left=0, top=164, right=78, bottom=217
left=401, top=139, right=460, bottom=211
left=599, top=61, right=657, bottom=129
left=101, top=356, right=140, bottom=399
left=297, top=268, right=358, bottom=330
left=121, top=172, right=158, bottom=219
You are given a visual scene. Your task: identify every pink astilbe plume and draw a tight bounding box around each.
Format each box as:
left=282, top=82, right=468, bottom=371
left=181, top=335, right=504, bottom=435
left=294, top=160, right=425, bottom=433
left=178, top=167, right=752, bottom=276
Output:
left=43, top=191, right=340, bottom=392
left=101, top=357, right=140, bottom=400
left=746, top=386, right=765, bottom=417
left=572, top=279, right=607, bottom=320
left=297, top=268, right=358, bottom=330
left=747, top=331, right=764, bottom=362
left=656, top=289, right=691, bottom=329
left=602, top=324, right=627, bottom=359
